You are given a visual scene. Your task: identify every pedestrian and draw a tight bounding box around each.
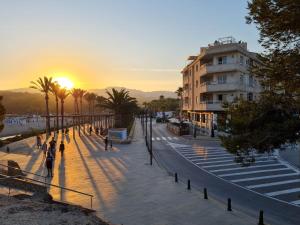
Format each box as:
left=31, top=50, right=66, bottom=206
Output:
left=45, top=152, right=53, bottom=177
left=36, top=135, right=41, bottom=149
left=100, top=126, right=103, bottom=135
left=95, top=127, right=99, bottom=135
left=59, top=141, right=65, bottom=157
left=104, top=136, right=108, bottom=151
left=89, top=126, right=92, bottom=135
left=42, top=142, right=47, bottom=157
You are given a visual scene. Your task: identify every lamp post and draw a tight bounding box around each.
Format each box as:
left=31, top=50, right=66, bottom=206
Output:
left=150, top=113, right=153, bottom=165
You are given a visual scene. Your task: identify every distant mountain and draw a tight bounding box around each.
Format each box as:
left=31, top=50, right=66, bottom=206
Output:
left=89, top=87, right=177, bottom=102
left=5, top=87, right=177, bottom=103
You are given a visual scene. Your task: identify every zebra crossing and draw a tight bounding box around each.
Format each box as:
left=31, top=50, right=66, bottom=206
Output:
left=168, top=142, right=300, bottom=207
left=152, top=136, right=179, bottom=141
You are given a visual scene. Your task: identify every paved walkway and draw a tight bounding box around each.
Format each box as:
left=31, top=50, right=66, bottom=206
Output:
left=0, top=121, right=258, bottom=225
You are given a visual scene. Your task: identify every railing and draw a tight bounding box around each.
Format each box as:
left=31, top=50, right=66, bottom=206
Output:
left=0, top=163, right=94, bottom=209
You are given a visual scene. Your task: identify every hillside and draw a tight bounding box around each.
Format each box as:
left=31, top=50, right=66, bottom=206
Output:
left=0, top=87, right=177, bottom=114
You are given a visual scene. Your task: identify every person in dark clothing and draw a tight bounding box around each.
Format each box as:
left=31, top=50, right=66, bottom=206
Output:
left=59, top=141, right=65, bottom=157
left=95, top=127, right=99, bottom=135
left=89, top=126, right=92, bottom=135
left=104, top=136, right=108, bottom=151
left=45, top=152, right=53, bottom=177
left=49, top=137, right=57, bottom=158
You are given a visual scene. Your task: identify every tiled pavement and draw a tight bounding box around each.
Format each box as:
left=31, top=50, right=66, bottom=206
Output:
left=0, top=122, right=259, bottom=225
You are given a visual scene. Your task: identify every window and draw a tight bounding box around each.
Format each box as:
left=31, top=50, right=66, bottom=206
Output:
left=196, top=96, right=198, bottom=103
left=240, top=74, right=244, bottom=84
left=196, top=64, right=198, bottom=72
left=195, top=80, right=198, bottom=88
left=249, top=75, right=254, bottom=87
left=218, top=94, right=223, bottom=101
left=247, top=92, right=253, bottom=101
left=218, top=56, right=227, bottom=65
left=218, top=74, right=227, bottom=84
left=240, top=55, right=244, bottom=65
left=201, top=114, right=206, bottom=123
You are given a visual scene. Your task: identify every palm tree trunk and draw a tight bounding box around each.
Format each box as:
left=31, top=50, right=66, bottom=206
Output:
left=45, top=94, right=50, bottom=135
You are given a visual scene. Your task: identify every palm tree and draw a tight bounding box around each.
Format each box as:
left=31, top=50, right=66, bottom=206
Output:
left=78, top=89, right=87, bottom=115
left=30, top=76, right=53, bottom=135
left=57, top=88, right=70, bottom=132
left=96, top=95, right=106, bottom=113
left=50, top=82, right=61, bottom=133
left=84, top=92, right=97, bottom=126
left=97, top=88, right=138, bottom=128
left=70, top=88, right=81, bottom=115
left=175, top=87, right=184, bottom=118
left=70, top=88, right=81, bottom=127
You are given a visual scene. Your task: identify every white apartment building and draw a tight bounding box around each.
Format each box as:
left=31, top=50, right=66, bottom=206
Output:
left=181, top=37, right=261, bottom=134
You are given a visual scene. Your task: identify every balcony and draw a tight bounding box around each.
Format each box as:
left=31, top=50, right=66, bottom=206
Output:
left=199, top=63, right=247, bottom=76
left=198, top=101, right=223, bottom=111
left=199, top=81, right=245, bottom=93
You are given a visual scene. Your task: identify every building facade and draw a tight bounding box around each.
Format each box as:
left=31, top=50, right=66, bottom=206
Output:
left=181, top=37, right=261, bottom=135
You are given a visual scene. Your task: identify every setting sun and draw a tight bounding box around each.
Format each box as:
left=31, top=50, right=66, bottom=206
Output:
left=54, top=77, right=74, bottom=90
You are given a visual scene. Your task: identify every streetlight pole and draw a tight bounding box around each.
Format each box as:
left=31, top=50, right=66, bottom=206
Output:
left=145, top=112, right=148, bottom=148
left=150, top=113, right=153, bottom=165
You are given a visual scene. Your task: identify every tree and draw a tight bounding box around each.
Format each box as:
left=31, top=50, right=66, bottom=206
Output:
left=30, top=76, right=53, bottom=135
left=57, top=88, right=70, bottom=131
left=221, top=0, right=300, bottom=155
left=175, top=87, right=183, bottom=118
left=97, top=88, right=138, bottom=128
left=70, top=88, right=81, bottom=127
left=0, top=96, right=5, bottom=133
left=84, top=92, right=97, bottom=125
left=78, top=89, right=87, bottom=115
left=50, top=82, right=61, bottom=133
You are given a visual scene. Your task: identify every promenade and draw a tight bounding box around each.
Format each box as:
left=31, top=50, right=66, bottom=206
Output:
left=0, top=121, right=257, bottom=225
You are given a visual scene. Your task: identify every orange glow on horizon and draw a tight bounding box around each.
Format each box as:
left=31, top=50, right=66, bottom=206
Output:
left=54, top=77, right=74, bottom=90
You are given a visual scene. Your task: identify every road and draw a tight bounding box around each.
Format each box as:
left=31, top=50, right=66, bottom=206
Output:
left=150, top=121, right=300, bottom=225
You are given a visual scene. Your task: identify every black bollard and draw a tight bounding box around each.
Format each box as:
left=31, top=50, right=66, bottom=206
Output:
left=204, top=188, right=208, bottom=199
left=175, top=173, right=178, bottom=183
left=6, top=146, right=10, bottom=153
left=187, top=179, right=191, bottom=190
left=258, top=210, right=264, bottom=225
left=110, top=140, right=113, bottom=148
left=227, top=198, right=232, bottom=211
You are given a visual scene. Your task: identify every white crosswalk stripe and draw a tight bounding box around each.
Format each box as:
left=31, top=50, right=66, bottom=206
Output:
left=290, top=200, right=300, bottom=205
left=209, top=163, right=282, bottom=173
left=202, top=159, right=277, bottom=169
left=219, top=168, right=291, bottom=177
left=266, top=188, right=300, bottom=197
left=246, top=179, right=300, bottom=189
left=151, top=136, right=180, bottom=141
left=169, top=143, right=300, bottom=207
left=231, top=173, right=300, bottom=182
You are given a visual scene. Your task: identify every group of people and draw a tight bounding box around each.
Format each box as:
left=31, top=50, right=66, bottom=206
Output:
left=37, top=134, right=65, bottom=177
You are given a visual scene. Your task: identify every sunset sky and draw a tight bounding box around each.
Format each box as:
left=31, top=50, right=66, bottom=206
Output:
left=0, top=0, right=261, bottom=91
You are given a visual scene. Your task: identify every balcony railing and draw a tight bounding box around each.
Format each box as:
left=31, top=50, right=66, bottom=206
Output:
left=198, top=101, right=224, bottom=111
left=199, top=63, right=247, bottom=76
left=199, top=81, right=246, bottom=93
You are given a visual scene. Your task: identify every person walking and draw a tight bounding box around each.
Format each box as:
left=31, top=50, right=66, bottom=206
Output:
left=59, top=141, right=65, bottom=157
left=36, top=135, right=42, bottom=149
left=45, top=152, right=54, bottom=177
left=104, top=136, right=108, bottom=151
left=49, top=137, right=56, bottom=158
left=42, top=142, right=47, bottom=157
left=89, top=126, right=92, bottom=135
